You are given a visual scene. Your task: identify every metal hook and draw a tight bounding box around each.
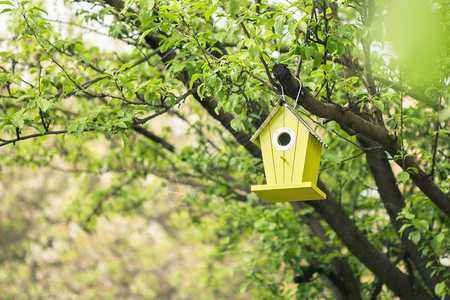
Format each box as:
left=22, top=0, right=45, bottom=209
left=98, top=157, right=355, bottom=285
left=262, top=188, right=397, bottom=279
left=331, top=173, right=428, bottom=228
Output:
left=293, top=77, right=302, bottom=110
left=279, top=78, right=303, bottom=110
left=280, top=84, right=286, bottom=103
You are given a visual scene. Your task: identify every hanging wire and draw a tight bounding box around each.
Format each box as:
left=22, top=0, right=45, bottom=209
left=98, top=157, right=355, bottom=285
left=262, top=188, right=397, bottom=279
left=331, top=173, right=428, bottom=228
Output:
left=293, top=77, right=302, bottom=110
left=279, top=78, right=303, bottom=110
left=280, top=84, right=286, bottom=102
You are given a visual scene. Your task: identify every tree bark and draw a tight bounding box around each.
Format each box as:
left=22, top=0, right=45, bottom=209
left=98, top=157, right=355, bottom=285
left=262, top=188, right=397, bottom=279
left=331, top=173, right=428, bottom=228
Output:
left=291, top=202, right=362, bottom=300
left=310, top=182, right=433, bottom=299
left=359, top=136, right=445, bottom=293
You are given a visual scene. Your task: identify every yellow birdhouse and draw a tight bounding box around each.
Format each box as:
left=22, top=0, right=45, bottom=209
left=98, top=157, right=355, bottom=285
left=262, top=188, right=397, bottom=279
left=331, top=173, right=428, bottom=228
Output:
left=250, top=100, right=328, bottom=202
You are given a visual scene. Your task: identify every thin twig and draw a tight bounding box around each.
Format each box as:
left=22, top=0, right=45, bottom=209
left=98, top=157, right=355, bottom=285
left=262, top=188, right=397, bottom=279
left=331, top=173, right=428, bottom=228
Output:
left=250, top=74, right=278, bottom=92
left=179, top=14, right=214, bottom=69
left=0, top=128, right=97, bottom=148
left=294, top=55, right=303, bottom=79
left=430, top=95, right=442, bottom=178
left=133, top=89, right=194, bottom=125
left=239, top=21, right=279, bottom=88
left=322, top=151, right=365, bottom=171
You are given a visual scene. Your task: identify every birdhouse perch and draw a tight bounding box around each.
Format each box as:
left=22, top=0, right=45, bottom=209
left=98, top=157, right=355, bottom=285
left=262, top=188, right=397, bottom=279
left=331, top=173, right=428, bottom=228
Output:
left=251, top=100, right=328, bottom=202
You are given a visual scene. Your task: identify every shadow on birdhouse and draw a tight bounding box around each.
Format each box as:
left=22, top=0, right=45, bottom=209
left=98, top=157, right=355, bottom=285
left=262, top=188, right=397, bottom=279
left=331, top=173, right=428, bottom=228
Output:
left=250, top=100, right=328, bottom=202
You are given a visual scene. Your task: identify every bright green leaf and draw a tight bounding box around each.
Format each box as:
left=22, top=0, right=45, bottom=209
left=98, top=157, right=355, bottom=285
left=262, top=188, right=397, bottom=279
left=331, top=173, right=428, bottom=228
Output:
left=190, top=74, right=202, bottom=89
left=138, top=28, right=155, bottom=44
left=205, top=5, right=217, bottom=20
left=116, top=121, right=128, bottom=129
left=36, top=97, right=50, bottom=112
left=435, top=282, right=446, bottom=296
left=374, top=100, right=384, bottom=112
left=0, top=8, right=11, bottom=14
left=67, top=121, right=78, bottom=134
left=398, top=223, right=411, bottom=235
left=409, top=231, right=421, bottom=245
left=226, top=0, right=239, bottom=15
left=248, top=43, right=259, bottom=59
left=399, top=171, right=410, bottom=183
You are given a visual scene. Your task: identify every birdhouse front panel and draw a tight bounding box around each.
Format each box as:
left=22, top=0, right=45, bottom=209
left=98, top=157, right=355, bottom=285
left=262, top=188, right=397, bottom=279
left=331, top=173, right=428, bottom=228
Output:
left=258, top=105, right=310, bottom=185
left=250, top=100, right=328, bottom=202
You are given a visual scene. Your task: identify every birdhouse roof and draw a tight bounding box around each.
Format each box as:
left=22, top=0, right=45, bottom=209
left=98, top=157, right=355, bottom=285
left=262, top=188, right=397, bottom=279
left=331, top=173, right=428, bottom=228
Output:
left=250, top=100, right=328, bottom=148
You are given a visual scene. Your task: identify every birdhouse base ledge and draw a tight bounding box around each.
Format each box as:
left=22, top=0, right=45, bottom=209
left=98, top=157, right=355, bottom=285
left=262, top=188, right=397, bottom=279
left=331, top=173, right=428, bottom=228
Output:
left=251, top=182, right=326, bottom=202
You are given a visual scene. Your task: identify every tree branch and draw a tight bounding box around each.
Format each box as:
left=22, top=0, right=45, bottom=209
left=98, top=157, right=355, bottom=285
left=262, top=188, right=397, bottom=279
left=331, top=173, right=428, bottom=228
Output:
left=131, top=125, right=175, bottom=152
left=359, top=136, right=445, bottom=292
left=310, top=181, right=432, bottom=299
left=272, top=63, right=450, bottom=216
left=0, top=128, right=96, bottom=148
left=291, top=202, right=362, bottom=300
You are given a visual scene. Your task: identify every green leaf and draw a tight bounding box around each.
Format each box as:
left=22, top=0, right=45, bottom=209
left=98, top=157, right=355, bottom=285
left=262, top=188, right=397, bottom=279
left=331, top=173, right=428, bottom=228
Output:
left=171, top=62, right=185, bottom=73
left=248, top=42, right=259, bottom=59
left=374, top=100, right=384, bottom=112
left=244, top=38, right=259, bottom=59
left=230, top=117, right=243, bottom=131
left=274, top=15, right=284, bottom=34
left=407, top=167, right=418, bottom=174
left=205, top=5, right=217, bottom=20
left=305, top=46, right=315, bottom=59
left=116, top=121, right=128, bottom=129
left=327, top=39, right=337, bottom=54
left=399, top=171, right=409, bottom=183
left=320, top=63, right=332, bottom=73
left=400, top=210, right=415, bottom=220
left=283, top=32, right=295, bottom=45
left=67, top=121, right=78, bottom=134
left=190, top=74, right=202, bottom=89
left=36, top=97, right=50, bottom=112
left=254, top=218, right=265, bottom=229
left=299, top=21, right=307, bottom=33
left=120, top=132, right=129, bottom=148
left=138, top=28, right=155, bottom=44
left=120, top=0, right=137, bottom=14
left=226, top=0, right=239, bottom=15
left=398, top=223, right=411, bottom=235
left=435, top=282, right=446, bottom=296
left=30, top=5, right=48, bottom=15
left=435, top=233, right=445, bottom=242
left=408, top=231, right=421, bottom=245
left=12, top=118, right=24, bottom=129
left=418, top=219, right=429, bottom=231
left=147, top=0, right=154, bottom=10
left=214, top=77, right=222, bottom=92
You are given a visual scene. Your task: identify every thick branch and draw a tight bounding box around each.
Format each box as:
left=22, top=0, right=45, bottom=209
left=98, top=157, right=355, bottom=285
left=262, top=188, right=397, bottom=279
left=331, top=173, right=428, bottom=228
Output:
left=195, top=95, right=262, bottom=158
left=131, top=125, right=175, bottom=152
left=291, top=202, right=362, bottom=300
left=310, top=182, right=432, bottom=299
left=272, top=63, right=450, bottom=216
left=360, top=136, right=445, bottom=293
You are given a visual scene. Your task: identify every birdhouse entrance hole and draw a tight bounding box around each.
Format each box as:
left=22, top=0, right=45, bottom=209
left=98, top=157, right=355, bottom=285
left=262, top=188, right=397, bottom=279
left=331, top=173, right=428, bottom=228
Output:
left=273, top=127, right=295, bottom=151
left=278, top=133, right=290, bottom=146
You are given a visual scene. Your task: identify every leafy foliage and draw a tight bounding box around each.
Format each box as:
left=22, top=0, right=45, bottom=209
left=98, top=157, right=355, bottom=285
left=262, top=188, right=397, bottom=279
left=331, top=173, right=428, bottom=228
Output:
left=0, top=0, right=448, bottom=299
